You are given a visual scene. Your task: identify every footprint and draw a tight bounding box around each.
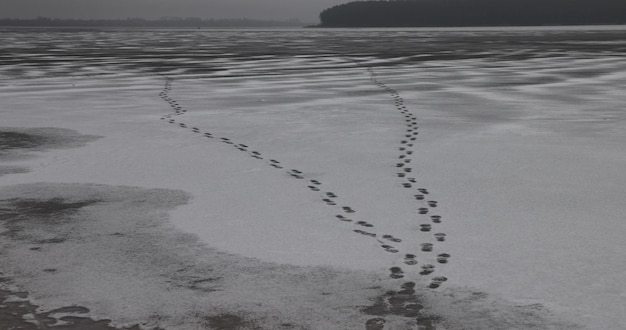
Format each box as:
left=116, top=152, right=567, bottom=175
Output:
left=428, top=276, right=448, bottom=289
left=310, top=180, right=321, bottom=185
left=414, top=194, right=425, bottom=200
left=251, top=151, right=261, bottom=156
left=404, top=254, right=418, bottom=265
left=326, top=192, right=337, bottom=198
left=429, top=276, right=448, bottom=289
left=270, top=159, right=280, bottom=164
left=420, top=224, right=432, bottom=232
left=322, top=198, right=337, bottom=206
left=289, top=172, right=304, bottom=179
left=432, top=276, right=448, bottom=283
left=270, top=164, right=283, bottom=169
left=434, top=233, right=446, bottom=242
left=203, top=133, right=213, bottom=138
left=307, top=185, right=320, bottom=191
left=404, top=168, right=412, bottom=173
left=336, top=215, right=352, bottom=222
left=420, top=264, right=435, bottom=275
left=381, top=245, right=399, bottom=253
left=418, top=188, right=429, bottom=194
left=430, top=215, right=442, bottom=223
left=179, top=123, right=187, bottom=128
left=418, top=208, right=429, bottom=214
left=428, top=201, right=438, bottom=207
left=356, top=221, right=373, bottom=228
left=396, top=163, right=405, bottom=168
left=389, top=267, right=404, bottom=279
left=437, top=253, right=451, bottom=264
left=342, top=206, right=355, bottom=213
left=402, top=183, right=412, bottom=188
left=192, top=127, right=200, bottom=133
left=420, top=243, right=433, bottom=252
left=397, top=173, right=406, bottom=178
left=382, top=235, right=402, bottom=243
left=407, top=177, right=416, bottom=183
left=354, top=229, right=376, bottom=237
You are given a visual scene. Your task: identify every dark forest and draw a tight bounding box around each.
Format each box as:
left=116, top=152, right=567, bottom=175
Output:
left=319, top=0, right=626, bottom=27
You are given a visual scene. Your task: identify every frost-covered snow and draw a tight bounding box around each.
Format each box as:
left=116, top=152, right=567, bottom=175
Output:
left=1, top=27, right=625, bottom=329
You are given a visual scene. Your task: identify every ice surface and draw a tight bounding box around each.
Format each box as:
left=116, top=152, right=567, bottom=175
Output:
left=1, top=27, right=625, bottom=329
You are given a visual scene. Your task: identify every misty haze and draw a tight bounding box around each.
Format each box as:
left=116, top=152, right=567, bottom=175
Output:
left=0, top=0, right=347, bottom=23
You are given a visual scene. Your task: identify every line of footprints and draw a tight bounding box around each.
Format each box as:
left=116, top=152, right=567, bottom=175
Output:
left=158, top=75, right=449, bottom=291
left=367, top=67, right=450, bottom=288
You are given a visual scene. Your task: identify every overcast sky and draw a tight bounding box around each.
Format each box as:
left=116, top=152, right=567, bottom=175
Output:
left=1, top=0, right=348, bottom=22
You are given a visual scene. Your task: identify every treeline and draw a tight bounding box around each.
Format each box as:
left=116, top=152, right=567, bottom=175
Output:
left=319, top=0, right=626, bottom=27
left=0, top=17, right=304, bottom=28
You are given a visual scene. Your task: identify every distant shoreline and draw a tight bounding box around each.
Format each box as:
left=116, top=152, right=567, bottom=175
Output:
left=309, top=23, right=626, bottom=29
left=4, top=23, right=626, bottom=31
left=318, top=0, right=626, bottom=28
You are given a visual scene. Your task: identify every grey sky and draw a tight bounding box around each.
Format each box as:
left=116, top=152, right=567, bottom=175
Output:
left=1, top=0, right=347, bottom=22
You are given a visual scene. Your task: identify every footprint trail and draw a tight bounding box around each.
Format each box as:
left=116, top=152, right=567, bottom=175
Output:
left=362, top=63, right=452, bottom=327
left=157, top=75, right=387, bottom=252
left=157, top=69, right=449, bottom=328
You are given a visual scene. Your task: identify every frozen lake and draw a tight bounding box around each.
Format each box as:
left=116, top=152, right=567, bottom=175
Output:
left=1, top=26, right=625, bottom=329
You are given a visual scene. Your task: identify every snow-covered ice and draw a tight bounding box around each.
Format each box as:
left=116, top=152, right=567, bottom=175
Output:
left=1, top=26, right=625, bottom=329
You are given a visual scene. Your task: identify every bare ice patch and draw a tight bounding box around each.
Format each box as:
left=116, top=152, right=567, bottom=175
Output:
left=0, top=127, right=101, bottom=179
left=0, top=127, right=101, bottom=160
left=0, top=288, right=143, bottom=330
left=0, top=183, right=580, bottom=329
left=0, top=165, right=30, bottom=177
left=0, top=183, right=383, bottom=329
